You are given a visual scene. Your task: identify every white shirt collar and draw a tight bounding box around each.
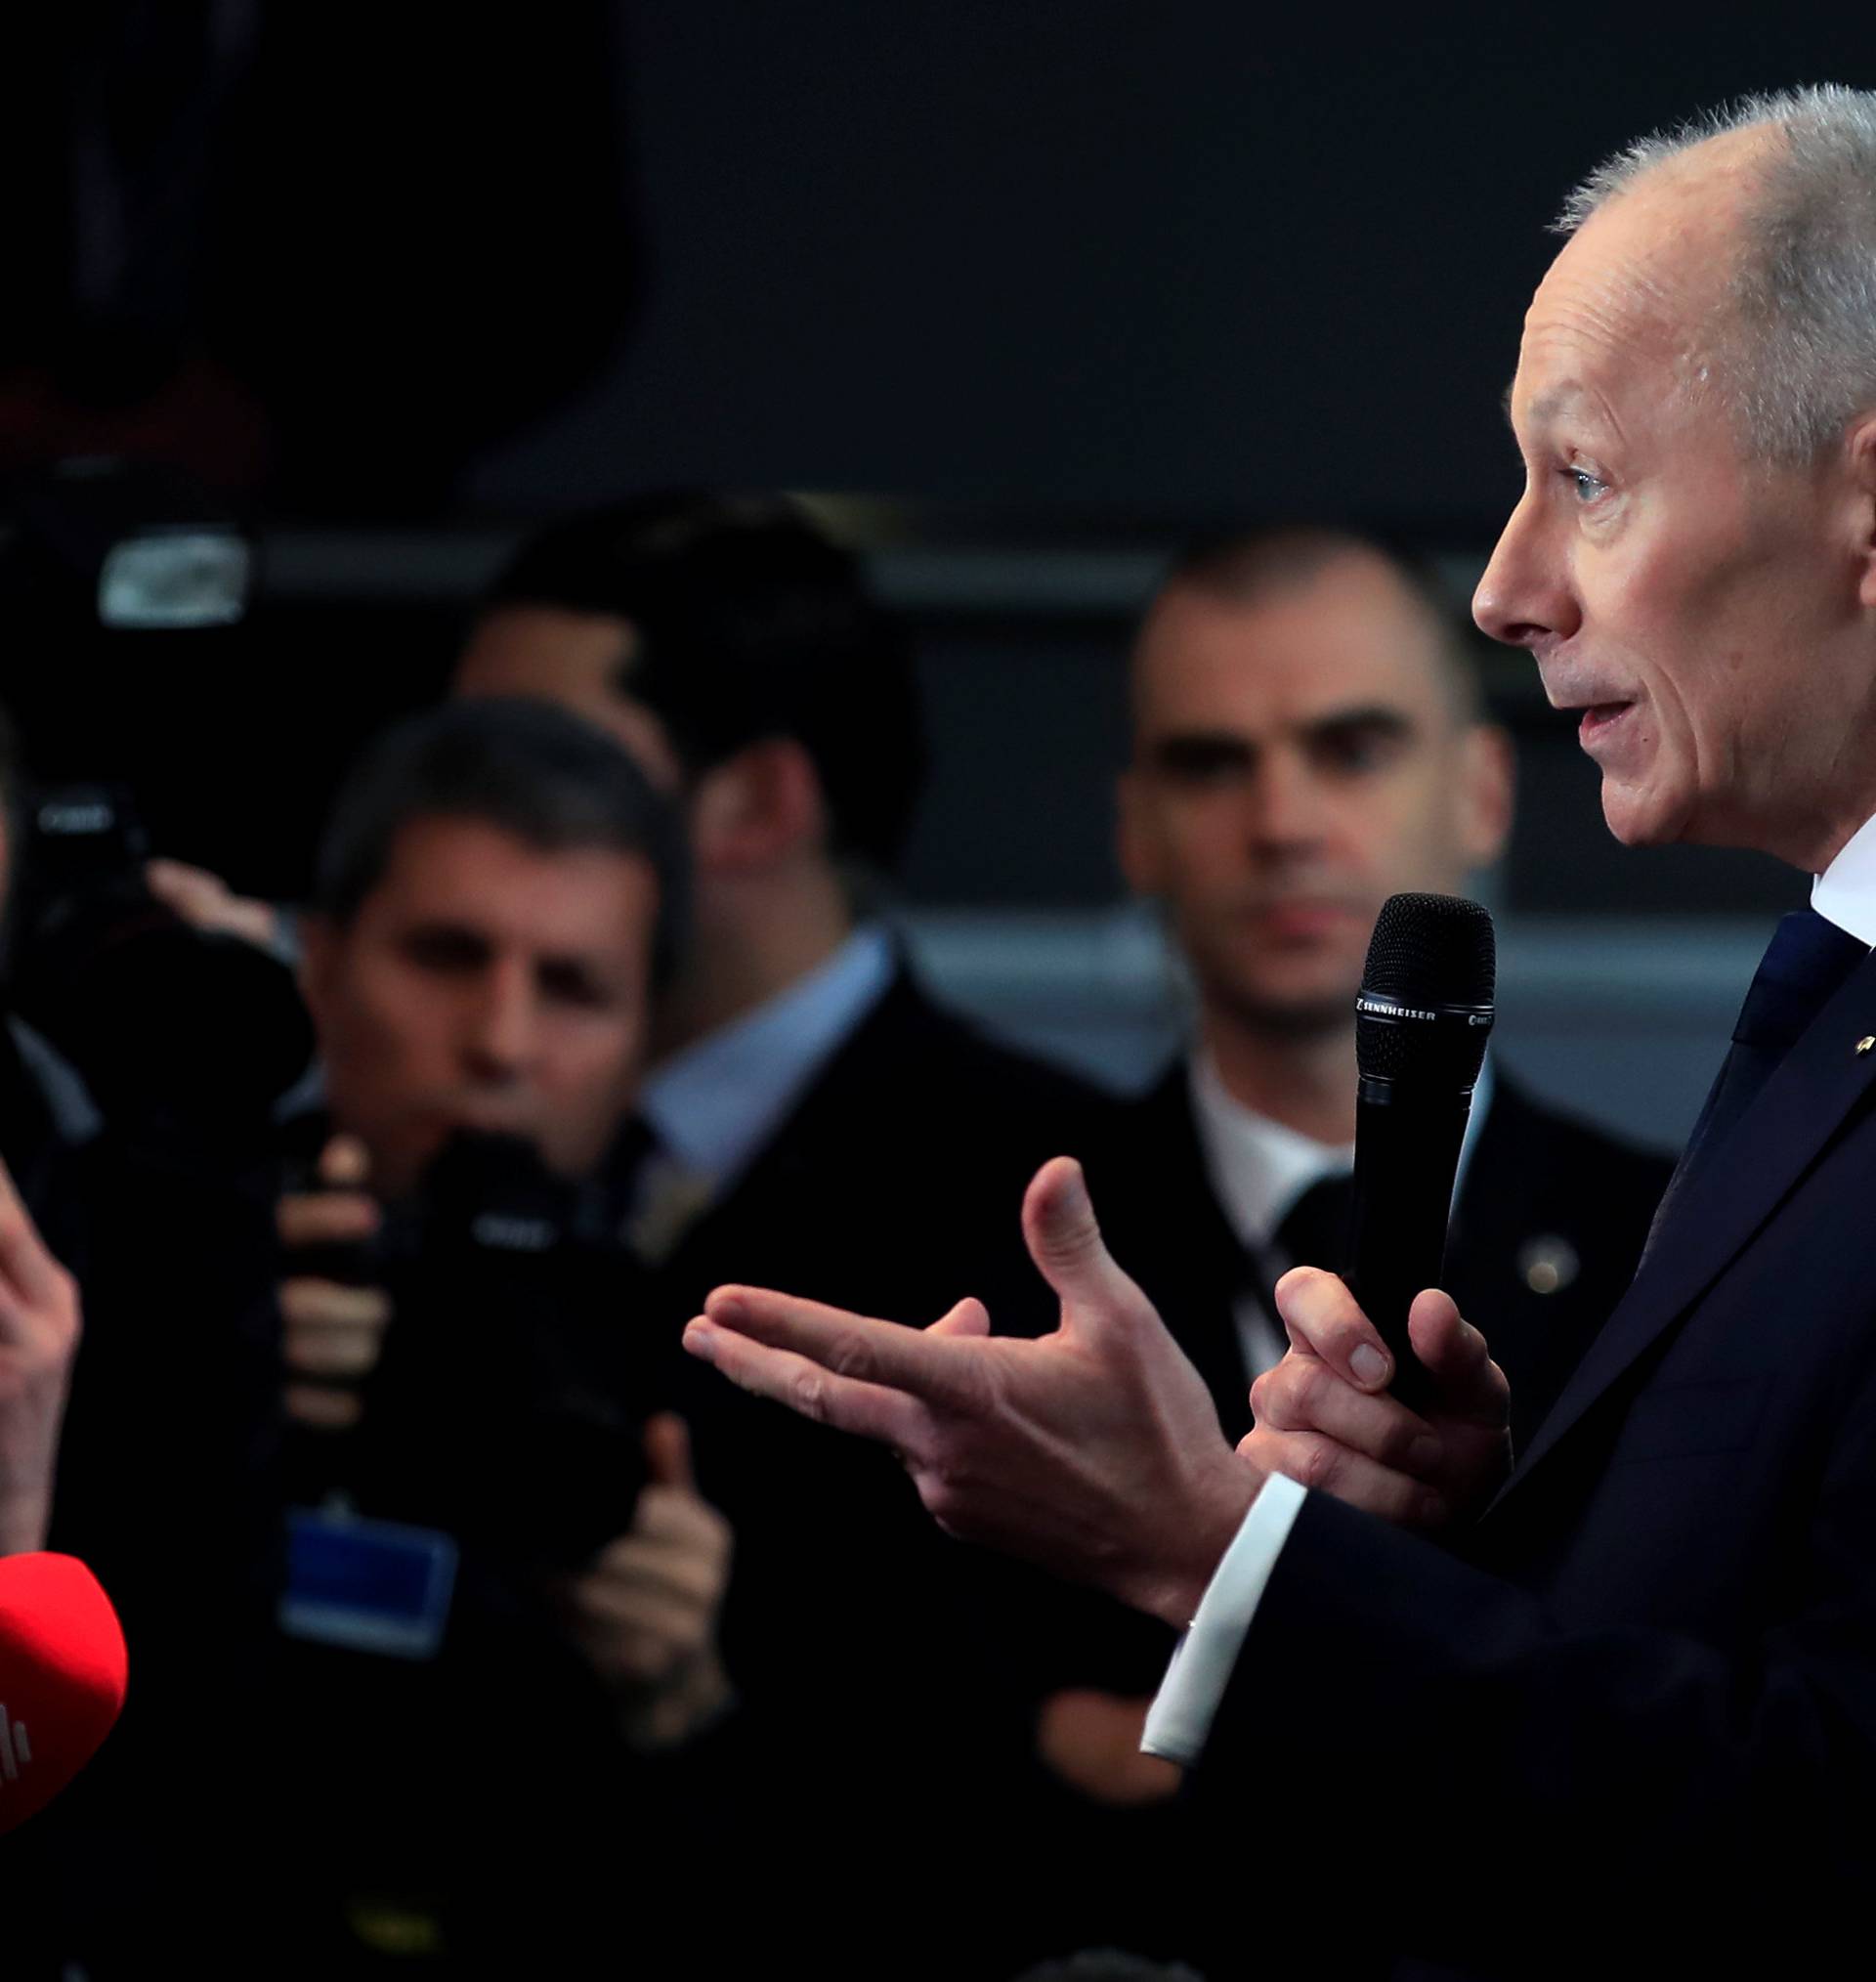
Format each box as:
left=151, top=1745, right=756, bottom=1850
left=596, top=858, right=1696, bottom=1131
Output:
left=639, top=924, right=896, bottom=1193
left=1811, top=813, right=1876, bottom=946
left=1185, top=1045, right=1495, bottom=1252
left=1186, top=1050, right=1351, bottom=1251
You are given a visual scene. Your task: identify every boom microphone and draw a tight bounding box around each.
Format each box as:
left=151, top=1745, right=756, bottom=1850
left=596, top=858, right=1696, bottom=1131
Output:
left=0, top=1554, right=128, bottom=1834
left=1346, top=893, right=1496, bottom=1413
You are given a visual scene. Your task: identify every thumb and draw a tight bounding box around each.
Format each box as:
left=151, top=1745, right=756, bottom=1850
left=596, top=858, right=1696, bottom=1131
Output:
left=643, top=1410, right=696, bottom=1491
left=927, top=1297, right=992, bottom=1340
left=320, top=1134, right=371, bottom=1190
left=1020, top=1157, right=1140, bottom=1329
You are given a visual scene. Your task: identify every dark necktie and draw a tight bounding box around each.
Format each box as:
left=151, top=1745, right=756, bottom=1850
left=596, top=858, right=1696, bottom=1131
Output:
left=1248, top=1171, right=1356, bottom=1349
left=1274, top=1171, right=1355, bottom=1280
left=1647, top=909, right=1867, bottom=1252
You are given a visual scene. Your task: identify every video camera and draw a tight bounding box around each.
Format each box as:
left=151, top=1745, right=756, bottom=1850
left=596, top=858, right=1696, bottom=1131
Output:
left=10, top=780, right=314, bottom=1124
left=0, top=461, right=315, bottom=1128
left=288, top=1127, right=656, bottom=1573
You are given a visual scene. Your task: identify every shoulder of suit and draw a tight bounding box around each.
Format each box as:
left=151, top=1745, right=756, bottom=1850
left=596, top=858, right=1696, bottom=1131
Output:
left=1485, top=1067, right=1677, bottom=1184
left=835, top=963, right=1121, bottom=1114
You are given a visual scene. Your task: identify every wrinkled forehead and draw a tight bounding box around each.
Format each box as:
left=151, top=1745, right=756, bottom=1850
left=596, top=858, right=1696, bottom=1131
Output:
left=1512, top=150, right=1763, bottom=426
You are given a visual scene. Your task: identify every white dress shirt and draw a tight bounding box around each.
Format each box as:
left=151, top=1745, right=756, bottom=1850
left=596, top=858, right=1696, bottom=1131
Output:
left=1812, top=811, right=1876, bottom=946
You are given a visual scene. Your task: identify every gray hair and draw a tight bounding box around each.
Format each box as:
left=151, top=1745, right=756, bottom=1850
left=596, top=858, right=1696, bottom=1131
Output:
left=1556, top=84, right=1876, bottom=463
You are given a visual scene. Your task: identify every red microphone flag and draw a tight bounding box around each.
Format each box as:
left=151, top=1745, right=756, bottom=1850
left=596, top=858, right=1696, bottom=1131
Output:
left=0, top=1553, right=128, bottom=1833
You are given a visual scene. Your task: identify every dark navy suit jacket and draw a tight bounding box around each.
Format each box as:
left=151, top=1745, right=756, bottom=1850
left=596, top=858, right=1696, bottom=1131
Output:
left=1193, top=946, right=1876, bottom=1975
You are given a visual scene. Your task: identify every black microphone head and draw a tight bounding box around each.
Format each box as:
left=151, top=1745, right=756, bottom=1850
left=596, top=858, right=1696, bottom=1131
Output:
left=1355, top=892, right=1496, bottom=1085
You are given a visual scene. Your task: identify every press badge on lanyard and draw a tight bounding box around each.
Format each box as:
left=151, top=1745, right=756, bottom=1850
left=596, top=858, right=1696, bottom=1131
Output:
left=279, top=1502, right=459, bottom=1660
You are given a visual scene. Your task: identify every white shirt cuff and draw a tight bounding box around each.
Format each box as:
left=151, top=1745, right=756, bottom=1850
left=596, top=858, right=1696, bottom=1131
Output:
left=1139, top=1472, right=1307, bottom=1766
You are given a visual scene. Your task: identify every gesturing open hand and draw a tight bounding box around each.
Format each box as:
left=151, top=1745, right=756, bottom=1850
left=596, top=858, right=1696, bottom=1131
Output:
left=684, top=1156, right=1261, bottom=1627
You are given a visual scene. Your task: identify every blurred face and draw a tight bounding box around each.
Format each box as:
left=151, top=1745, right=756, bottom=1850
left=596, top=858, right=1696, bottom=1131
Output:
left=1120, top=558, right=1510, bottom=1036
left=1474, top=151, right=1876, bottom=867
left=454, top=607, right=683, bottom=791
left=301, top=815, right=659, bottom=1201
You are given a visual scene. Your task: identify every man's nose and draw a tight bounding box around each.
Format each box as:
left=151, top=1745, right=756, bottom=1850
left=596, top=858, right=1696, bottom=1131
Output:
left=1473, top=488, right=1577, bottom=650
left=1247, top=750, right=1328, bottom=850
left=463, top=960, right=540, bottom=1075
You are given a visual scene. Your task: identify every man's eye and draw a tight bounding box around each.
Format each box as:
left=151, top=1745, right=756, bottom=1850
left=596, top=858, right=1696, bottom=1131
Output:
left=1312, top=726, right=1402, bottom=774
left=538, top=965, right=614, bottom=1009
left=1565, top=466, right=1608, bottom=503
left=403, top=930, right=484, bottom=972
left=1155, top=741, right=1254, bottom=785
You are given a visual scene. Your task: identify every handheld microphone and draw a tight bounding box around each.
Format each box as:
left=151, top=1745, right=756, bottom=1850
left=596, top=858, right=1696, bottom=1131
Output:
left=1345, top=893, right=1496, bottom=1414
left=0, top=1553, right=129, bottom=1834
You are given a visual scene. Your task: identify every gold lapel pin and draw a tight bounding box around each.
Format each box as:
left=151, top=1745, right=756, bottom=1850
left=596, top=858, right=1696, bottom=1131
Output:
left=1857, top=1037, right=1875, bottom=1056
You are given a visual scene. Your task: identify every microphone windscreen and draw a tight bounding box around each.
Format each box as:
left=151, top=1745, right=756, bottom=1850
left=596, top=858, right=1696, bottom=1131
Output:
left=1360, top=891, right=1496, bottom=1007
left=1356, top=893, right=1496, bottom=1085
left=0, top=1553, right=128, bottom=1834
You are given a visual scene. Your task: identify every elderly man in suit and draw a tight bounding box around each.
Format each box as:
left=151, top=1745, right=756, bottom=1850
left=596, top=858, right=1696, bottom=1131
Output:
left=685, top=86, right=1876, bottom=1972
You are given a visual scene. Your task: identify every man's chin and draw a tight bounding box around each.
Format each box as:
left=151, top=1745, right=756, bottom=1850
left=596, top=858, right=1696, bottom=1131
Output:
left=1216, top=988, right=1354, bottom=1042
left=1600, top=776, right=1690, bottom=848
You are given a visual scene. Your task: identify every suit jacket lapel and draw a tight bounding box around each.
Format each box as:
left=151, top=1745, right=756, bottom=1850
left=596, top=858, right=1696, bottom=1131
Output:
left=1486, top=947, right=1876, bottom=1517
left=1149, top=1067, right=1261, bottom=1428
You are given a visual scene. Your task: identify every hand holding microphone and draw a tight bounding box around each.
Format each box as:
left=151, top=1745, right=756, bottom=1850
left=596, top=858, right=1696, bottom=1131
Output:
left=1243, top=1275, right=1511, bottom=1527
left=1242, top=894, right=1513, bottom=1528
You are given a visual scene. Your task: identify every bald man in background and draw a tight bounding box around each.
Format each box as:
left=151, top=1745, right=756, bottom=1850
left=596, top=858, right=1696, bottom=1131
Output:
left=1099, top=528, right=1670, bottom=1461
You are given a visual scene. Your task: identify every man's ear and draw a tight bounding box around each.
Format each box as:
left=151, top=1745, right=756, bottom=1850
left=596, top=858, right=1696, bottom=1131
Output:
left=689, top=737, right=827, bottom=876
left=1456, top=721, right=1516, bottom=872
left=1848, top=414, right=1876, bottom=612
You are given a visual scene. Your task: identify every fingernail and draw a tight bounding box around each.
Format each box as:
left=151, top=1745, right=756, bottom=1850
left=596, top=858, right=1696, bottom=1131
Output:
left=1350, top=1345, right=1389, bottom=1387
left=683, top=1319, right=717, bottom=1360
left=1409, top=1434, right=1443, bottom=1473
left=707, top=1293, right=746, bottom=1326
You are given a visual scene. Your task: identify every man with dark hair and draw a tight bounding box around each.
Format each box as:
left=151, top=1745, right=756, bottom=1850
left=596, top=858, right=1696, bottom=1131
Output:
left=453, top=490, right=1106, bottom=1371
left=455, top=494, right=1115, bottom=1978
left=257, top=698, right=731, bottom=1970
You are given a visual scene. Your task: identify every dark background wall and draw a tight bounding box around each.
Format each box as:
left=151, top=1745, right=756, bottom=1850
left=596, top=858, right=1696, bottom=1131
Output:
left=2, top=6, right=1862, bottom=1142
left=473, top=7, right=1876, bottom=534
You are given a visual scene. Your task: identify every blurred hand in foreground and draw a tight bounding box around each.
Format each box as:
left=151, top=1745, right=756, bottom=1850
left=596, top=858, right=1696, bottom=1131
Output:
left=0, top=1157, right=80, bottom=1556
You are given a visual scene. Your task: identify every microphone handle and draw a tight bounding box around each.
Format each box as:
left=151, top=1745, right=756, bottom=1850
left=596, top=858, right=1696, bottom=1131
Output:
left=1344, top=1080, right=1473, bottom=1418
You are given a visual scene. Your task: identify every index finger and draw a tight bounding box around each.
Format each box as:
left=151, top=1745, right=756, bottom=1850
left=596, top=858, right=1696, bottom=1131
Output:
left=701, top=1285, right=983, bottom=1413
left=1272, top=1267, right=1394, bottom=1394
left=277, top=1190, right=380, bottom=1250
left=683, top=1314, right=933, bottom=1454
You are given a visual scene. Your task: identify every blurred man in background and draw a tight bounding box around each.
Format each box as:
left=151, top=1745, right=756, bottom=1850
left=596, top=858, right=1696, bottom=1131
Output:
left=455, top=494, right=1116, bottom=1975
left=152, top=493, right=1124, bottom=1971
left=256, top=698, right=727, bottom=1971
